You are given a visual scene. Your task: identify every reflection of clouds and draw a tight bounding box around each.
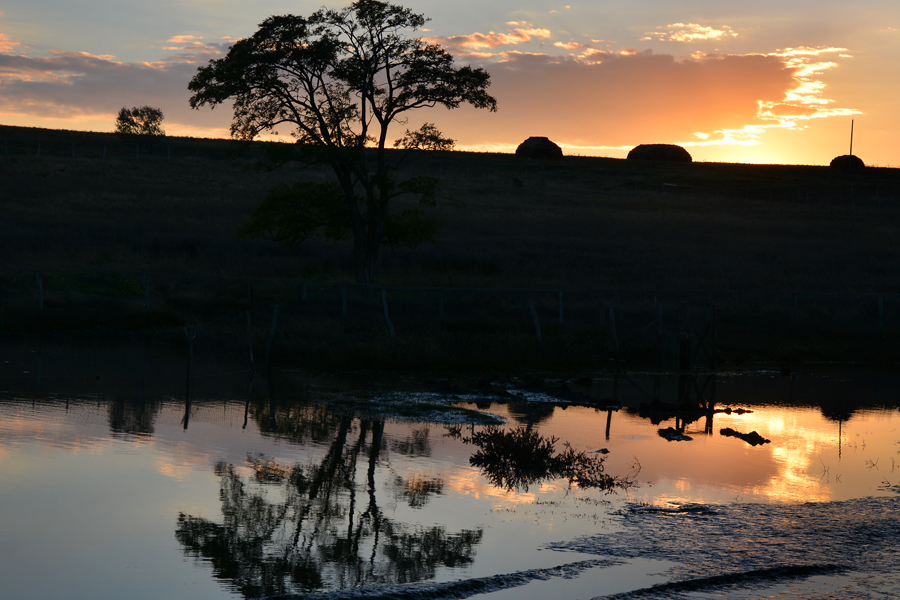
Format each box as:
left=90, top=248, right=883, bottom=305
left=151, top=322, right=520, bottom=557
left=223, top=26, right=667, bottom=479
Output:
left=442, top=468, right=537, bottom=506
left=725, top=412, right=838, bottom=503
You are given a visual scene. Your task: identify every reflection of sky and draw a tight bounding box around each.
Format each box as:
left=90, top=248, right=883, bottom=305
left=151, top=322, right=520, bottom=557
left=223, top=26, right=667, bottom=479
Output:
left=1, top=0, right=898, bottom=165
left=462, top=399, right=899, bottom=505
left=1, top=377, right=899, bottom=599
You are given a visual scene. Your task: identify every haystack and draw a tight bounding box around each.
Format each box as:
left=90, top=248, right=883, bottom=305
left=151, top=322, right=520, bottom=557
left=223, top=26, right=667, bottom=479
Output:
left=627, top=144, right=692, bottom=163
left=515, top=137, right=564, bottom=159
left=829, top=154, right=865, bottom=170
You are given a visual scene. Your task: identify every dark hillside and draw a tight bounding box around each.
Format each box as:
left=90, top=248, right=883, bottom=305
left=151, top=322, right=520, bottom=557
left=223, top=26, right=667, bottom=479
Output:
left=2, top=124, right=900, bottom=293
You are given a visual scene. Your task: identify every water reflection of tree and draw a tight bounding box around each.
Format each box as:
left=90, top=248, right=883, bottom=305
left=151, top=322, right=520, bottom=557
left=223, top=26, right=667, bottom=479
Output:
left=448, top=426, right=635, bottom=493
left=107, top=397, right=158, bottom=437
left=175, top=416, right=481, bottom=598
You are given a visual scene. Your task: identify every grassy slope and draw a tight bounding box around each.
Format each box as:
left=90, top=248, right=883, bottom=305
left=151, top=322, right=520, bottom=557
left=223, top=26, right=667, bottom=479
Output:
left=2, top=123, right=899, bottom=295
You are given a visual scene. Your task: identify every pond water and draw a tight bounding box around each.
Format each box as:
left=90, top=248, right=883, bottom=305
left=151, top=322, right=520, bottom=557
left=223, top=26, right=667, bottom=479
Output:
left=1, top=367, right=899, bottom=600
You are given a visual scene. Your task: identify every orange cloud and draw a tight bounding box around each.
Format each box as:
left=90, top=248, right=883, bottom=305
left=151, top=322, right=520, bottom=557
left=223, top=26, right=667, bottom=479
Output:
left=426, top=50, right=799, bottom=150
left=0, top=47, right=231, bottom=131
left=0, top=32, right=19, bottom=53
left=756, top=47, right=859, bottom=122
left=427, top=24, right=551, bottom=57
left=642, top=23, right=738, bottom=43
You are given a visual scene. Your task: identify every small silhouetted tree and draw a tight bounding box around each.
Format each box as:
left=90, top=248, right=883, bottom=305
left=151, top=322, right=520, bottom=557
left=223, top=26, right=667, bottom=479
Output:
left=115, top=106, right=165, bottom=136
left=188, top=0, right=496, bottom=284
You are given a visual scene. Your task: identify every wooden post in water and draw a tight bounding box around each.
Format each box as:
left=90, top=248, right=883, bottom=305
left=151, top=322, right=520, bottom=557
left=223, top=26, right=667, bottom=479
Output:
left=183, top=325, right=196, bottom=430
left=264, top=305, right=279, bottom=431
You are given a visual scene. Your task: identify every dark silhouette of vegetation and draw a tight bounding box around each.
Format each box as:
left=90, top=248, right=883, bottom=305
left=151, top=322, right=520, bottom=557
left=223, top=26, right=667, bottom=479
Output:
left=448, top=425, right=635, bottom=492
left=175, top=415, right=482, bottom=597
left=114, top=106, right=165, bottom=137
left=188, top=0, right=497, bottom=284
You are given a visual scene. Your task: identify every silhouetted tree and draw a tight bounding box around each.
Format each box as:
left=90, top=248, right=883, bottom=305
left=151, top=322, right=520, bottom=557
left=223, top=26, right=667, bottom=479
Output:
left=188, top=0, right=496, bottom=284
left=114, top=106, right=165, bottom=136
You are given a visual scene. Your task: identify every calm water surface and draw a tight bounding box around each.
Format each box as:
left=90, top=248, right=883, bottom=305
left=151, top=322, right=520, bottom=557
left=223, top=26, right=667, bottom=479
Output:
left=1, top=368, right=898, bottom=599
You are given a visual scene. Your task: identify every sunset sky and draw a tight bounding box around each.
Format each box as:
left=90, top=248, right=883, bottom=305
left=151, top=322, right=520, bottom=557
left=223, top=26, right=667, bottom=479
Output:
left=1, top=0, right=897, bottom=165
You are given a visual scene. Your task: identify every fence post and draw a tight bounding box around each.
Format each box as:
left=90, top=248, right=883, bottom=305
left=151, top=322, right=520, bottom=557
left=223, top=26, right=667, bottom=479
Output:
left=529, top=303, right=542, bottom=342
left=264, top=304, right=280, bottom=375
left=246, top=309, right=256, bottom=374
left=598, top=293, right=604, bottom=338
left=382, top=289, right=395, bottom=338
left=655, top=301, right=663, bottom=369
left=793, top=294, right=798, bottom=330
left=609, top=301, right=618, bottom=356
left=142, top=273, right=150, bottom=312
left=679, top=302, right=691, bottom=370
left=559, top=292, right=564, bottom=324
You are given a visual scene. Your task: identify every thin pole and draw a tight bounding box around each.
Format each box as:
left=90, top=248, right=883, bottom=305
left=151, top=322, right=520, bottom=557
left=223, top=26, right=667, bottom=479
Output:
left=849, top=119, right=854, bottom=158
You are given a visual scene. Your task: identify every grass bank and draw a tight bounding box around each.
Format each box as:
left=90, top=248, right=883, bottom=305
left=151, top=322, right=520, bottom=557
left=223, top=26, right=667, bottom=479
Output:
left=2, top=124, right=900, bottom=368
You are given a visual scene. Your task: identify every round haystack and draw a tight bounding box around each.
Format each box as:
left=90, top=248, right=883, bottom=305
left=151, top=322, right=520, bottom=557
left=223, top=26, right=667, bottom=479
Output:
left=515, top=137, right=564, bottom=159
left=627, top=144, right=692, bottom=163
left=829, top=154, right=865, bottom=170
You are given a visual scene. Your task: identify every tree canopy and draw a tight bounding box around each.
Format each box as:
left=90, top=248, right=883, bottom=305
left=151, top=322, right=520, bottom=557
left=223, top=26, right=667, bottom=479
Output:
left=188, top=0, right=497, bottom=283
left=114, top=106, right=165, bottom=136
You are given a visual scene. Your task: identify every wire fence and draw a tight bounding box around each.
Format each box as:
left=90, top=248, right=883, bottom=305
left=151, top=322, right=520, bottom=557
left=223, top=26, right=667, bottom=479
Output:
left=1, top=270, right=898, bottom=379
